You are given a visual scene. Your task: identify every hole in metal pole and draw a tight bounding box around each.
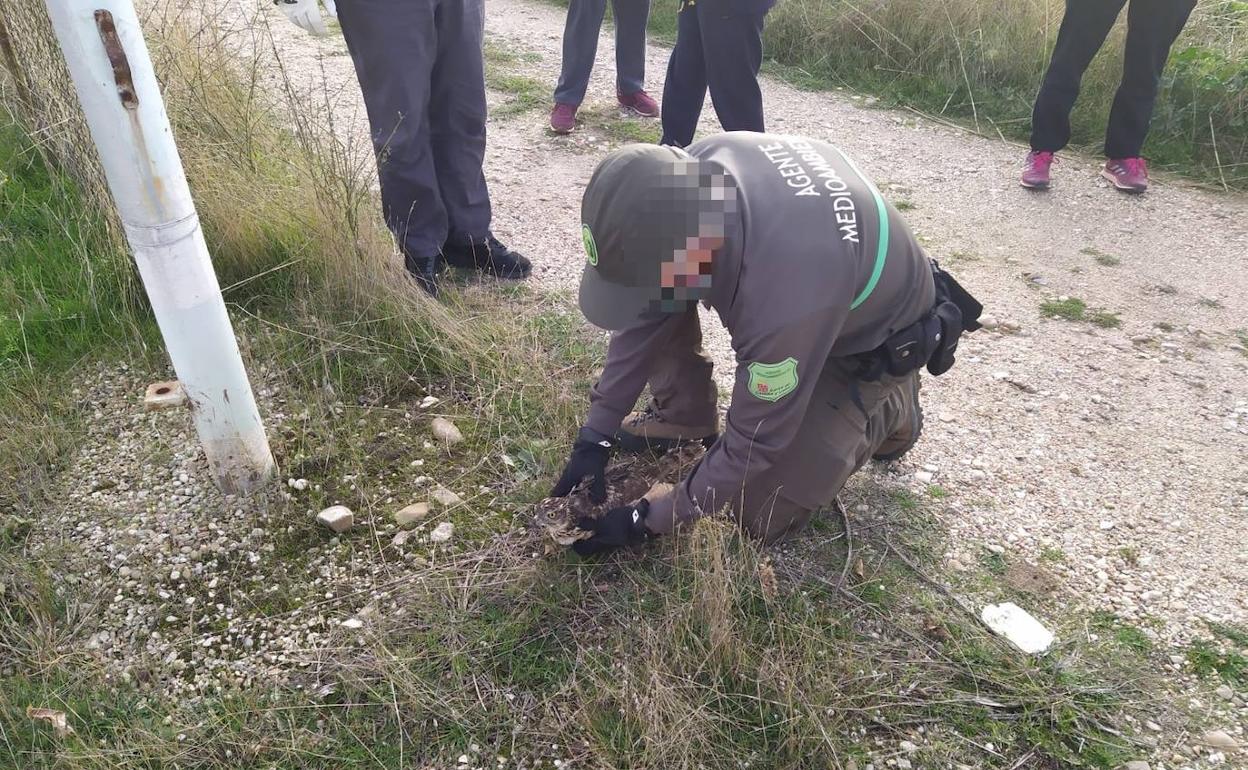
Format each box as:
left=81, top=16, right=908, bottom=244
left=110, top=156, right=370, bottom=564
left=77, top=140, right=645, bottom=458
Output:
left=94, top=10, right=139, bottom=109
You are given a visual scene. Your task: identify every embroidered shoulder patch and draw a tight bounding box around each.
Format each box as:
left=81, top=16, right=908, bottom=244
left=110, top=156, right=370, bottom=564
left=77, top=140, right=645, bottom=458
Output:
left=747, top=358, right=799, bottom=402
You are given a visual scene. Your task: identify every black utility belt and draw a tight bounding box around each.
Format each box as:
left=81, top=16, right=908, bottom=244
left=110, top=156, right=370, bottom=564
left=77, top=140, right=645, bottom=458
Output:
left=852, top=260, right=983, bottom=381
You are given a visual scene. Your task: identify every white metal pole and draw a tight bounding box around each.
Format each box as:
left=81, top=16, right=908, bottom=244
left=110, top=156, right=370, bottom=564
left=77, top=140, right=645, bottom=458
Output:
left=44, top=0, right=275, bottom=495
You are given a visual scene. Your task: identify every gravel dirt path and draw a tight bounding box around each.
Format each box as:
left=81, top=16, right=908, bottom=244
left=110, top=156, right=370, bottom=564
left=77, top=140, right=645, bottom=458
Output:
left=148, top=0, right=1248, bottom=650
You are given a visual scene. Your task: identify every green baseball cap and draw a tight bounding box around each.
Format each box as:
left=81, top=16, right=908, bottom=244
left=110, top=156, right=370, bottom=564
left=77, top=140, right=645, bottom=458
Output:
left=578, top=144, right=737, bottom=331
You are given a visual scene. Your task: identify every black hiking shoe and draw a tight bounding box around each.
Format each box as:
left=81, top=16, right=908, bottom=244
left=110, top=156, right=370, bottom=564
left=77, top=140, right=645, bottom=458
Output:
left=404, top=252, right=440, bottom=297
left=442, top=234, right=532, bottom=279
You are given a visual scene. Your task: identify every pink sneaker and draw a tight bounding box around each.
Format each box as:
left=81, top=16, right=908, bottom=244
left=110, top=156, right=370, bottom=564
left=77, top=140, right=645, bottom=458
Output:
left=550, top=102, right=577, bottom=134
left=618, top=89, right=660, bottom=118
left=1102, top=157, right=1148, bottom=194
left=1020, top=150, right=1055, bottom=190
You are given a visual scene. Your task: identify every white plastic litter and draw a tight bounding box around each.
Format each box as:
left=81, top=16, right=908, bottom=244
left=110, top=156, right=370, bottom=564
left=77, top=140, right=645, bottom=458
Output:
left=980, top=602, right=1054, bottom=654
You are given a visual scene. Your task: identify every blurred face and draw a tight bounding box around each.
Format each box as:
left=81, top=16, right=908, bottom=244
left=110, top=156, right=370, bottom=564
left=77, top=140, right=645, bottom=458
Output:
left=661, top=234, right=722, bottom=290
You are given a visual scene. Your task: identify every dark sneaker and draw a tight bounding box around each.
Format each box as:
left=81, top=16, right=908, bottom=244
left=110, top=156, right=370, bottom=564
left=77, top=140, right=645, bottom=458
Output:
left=872, top=373, right=923, bottom=462
left=1102, top=157, right=1148, bottom=194
left=550, top=102, right=578, bottom=134
left=404, top=252, right=439, bottom=297
left=1020, top=150, right=1055, bottom=190
left=615, top=406, right=718, bottom=453
left=442, top=234, right=531, bottom=279
left=618, top=89, right=659, bottom=118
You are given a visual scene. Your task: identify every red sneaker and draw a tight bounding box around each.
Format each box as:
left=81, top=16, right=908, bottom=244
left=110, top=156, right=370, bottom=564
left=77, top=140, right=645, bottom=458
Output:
left=1020, top=150, right=1054, bottom=190
left=550, top=102, right=578, bottom=134
left=1102, top=157, right=1148, bottom=194
left=618, top=89, right=660, bottom=118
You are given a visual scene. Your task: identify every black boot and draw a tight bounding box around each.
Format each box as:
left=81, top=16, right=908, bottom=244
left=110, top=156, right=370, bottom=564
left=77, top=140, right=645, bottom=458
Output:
left=404, top=252, right=440, bottom=297
left=442, top=234, right=531, bottom=279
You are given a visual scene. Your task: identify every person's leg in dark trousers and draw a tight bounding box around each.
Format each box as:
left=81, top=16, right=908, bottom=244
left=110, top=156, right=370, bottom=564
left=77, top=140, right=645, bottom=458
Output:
left=660, top=2, right=707, bottom=147
left=337, top=0, right=446, bottom=261
left=1029, top=0, right=1127, bottom=153
left=1104, top=0, right=1196, bottom=158
left=739, top=365, right=921, bottom=544
left=612, top=0, right=651, bottom=96
left=697, top=5, right=767, bottom=134
left=645, top=308, right=718, bottom=429
left=554, top=0, right=610, bottom=106
left=429, top=0, right=492, bottom=246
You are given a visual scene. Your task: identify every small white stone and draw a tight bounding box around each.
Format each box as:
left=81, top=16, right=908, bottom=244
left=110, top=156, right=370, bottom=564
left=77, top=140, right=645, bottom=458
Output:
left=392, top=530, right=411, bottom=547
left=969, top=469, right=987, bottom=482
left=899, top=740, right=918, bottom=753
left=431, top=486, right=463, bottom=507
left=1201, top=730, right=1239, bottom=751
left=986, top=544, right=1005, bottom=555
left=431, top=417, right=464, bottom=444
left=980, top=602, right=1054, bottom=654
left=419, top=395, right=441, bottom=409
left=937, top=412, right=955, bottom=423
left=429, top=522, right=454, bottom=543
left=287, top=478, right=309, bottom=491
left=316, top=505, right=354, bottom=534
left=1123, top=762, right=1150, bottom=770
left=914, top=471, right=934, bottom=484
left=1215, top=684, right=1235, bottom=701
left=395, top=502, right=429, bottom=528
left=340, top=618, right=364, bottom=630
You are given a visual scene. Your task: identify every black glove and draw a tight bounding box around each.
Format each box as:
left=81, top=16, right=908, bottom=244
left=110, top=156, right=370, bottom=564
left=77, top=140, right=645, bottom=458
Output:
left=550, top=427, right=614, bottom=504
left=572, top=499, right=651, bottom=556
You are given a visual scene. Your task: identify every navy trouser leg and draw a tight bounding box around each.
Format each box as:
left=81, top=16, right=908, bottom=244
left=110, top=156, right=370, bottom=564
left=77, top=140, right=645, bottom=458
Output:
left=612, top=0, right=651, bottom=96
left=337, top=0, right=445, bottom=259
left=554, top=0, right=610, bottom=105
left=1029, top=0, right=1126, bottom=153
left=429, top=0, right=492, bottom=244
left=1104, top=0, right=1195, bottom=158
left=698, top=5, right=766, bottom=134
left=659, top=4, right=707, bottom=147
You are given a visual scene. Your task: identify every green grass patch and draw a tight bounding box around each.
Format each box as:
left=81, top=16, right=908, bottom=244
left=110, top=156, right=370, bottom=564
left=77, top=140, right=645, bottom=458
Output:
left=1090, top=611, right=1154, bottom=655
left=1206, top=620, right=1248, bottom=647
left=485, top=73, right=547, bottom=117
left=1039, top=545, right=1067, bottom=563
left=1040, top=297, right=1121, bottom=329
left=1081, top=247, right=1121, bottom=267
left=1187, top=639, right=1248, bottom=685
left=0, top=125, right=138, bottom=371
left=1040, top=297, right=1088, bottom=321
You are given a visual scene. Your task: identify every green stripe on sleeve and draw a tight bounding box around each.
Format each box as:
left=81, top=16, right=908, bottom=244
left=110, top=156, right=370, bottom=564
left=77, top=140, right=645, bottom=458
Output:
left=829, top=146, right=889, bottom=310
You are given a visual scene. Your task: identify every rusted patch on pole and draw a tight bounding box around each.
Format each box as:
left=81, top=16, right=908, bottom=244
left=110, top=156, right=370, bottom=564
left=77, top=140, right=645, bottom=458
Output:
left=93, top=9, right=138, bottom=108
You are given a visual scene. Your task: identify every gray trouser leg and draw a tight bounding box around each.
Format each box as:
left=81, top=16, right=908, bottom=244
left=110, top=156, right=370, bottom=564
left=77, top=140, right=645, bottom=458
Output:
left=740, top=363, right=920, bottom=544
left=611, top=0, right=651, bottom=96
left=555, top=0, right=651, bottom=105
left=430, top=0, right=492, bottom=244
left=337, top=0, right=491, bottom=258
left=338, top=0, right=444, bottom=258
left=646, top=308, right=718, bottom=427
left=554, top=0, right=609, bottom=105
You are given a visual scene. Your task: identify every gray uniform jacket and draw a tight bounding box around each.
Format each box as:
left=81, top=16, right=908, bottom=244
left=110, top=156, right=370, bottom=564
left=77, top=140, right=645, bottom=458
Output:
left=584, top=132, right=936, bottom=528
